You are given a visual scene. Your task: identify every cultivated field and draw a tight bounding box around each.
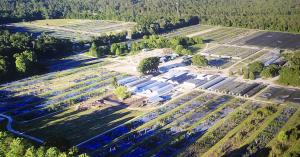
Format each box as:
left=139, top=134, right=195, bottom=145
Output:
left=230, top=31, right=300, bottom=50
left=7, top=19, right=136, bottom=41
left=1, top=20, right=300, bottom=156
left=0, top=54, right=145, bottom=145
left=200, top=45, right=260, bottom=60
left=74, top=90, right=298, bottom=157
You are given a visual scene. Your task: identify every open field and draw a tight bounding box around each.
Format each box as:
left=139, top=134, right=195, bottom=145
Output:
left=230, top=31, right=300, bottom=50
left=6, top=19, right=136, bottom=41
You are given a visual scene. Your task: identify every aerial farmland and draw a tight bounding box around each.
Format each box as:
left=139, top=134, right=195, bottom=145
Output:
left=0, top=18, right=300, bottom=157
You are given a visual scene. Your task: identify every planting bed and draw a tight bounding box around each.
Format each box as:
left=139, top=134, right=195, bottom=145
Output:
left=240, top=107, right=297, bottom=157
left=200, top=45, right=260, bottom=60
left=258, top=86, right=300, bottom=104
left=77, top=91, right=203, bottom=153
left=193, top=27, right=255, bottom=44
left=229, top=31, right=300, bottom=50
left=162, top=25, right=214, bottom=38
left=179, top=101, right=261, bottom=157
left=117, top=96, right=234, bottom=157
left=96, top=94, right=225, bottom=157
left=203, top=105, right=279, bottom=157
left=210, top=80, right=266, bottom=98
left=7, top=19, right=136, bottom=41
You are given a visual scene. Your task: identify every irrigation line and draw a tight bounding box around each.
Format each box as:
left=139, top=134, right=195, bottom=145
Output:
left=0, top=114, right=44, bottom=144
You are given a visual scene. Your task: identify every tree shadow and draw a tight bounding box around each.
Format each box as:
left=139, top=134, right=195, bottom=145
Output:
left=203, top=39, right=214, bottom=43
left=0, top=90, right=46, bottom=114
left=20, top=104, right=137, bottom=147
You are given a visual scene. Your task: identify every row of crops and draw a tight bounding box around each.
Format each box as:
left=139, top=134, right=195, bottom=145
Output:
left=74, top=88, right=298, bottom=157
left=162, top=25, right=214, bottom=38
left=0, top=58, right=124, bottom=122
left=192, top=27, right=255, bottom=44
left=201, top=45, right=260, bottom=60
left=229, top=31, right=300, bottom=50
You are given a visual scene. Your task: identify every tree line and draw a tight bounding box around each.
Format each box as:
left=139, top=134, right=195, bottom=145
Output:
left=1, top=0, right=299, bottom=33
left=0, top=131, right=88, bottom=157
left=0, top=30, right=72, bottom=83
left=86, top=35, right=203, bottom=58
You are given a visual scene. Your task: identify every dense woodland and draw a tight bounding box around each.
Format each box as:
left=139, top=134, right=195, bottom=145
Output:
left=0, top=131, right=86, bottom=157
left=278, top=51, right=300, bottom=87
left=0, top=30, right=72, bottom=83
left=1, top=0, right=300, bottom=33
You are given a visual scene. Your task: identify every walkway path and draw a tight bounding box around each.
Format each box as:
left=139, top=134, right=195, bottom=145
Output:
left=0, top=114, right=44, bottom=144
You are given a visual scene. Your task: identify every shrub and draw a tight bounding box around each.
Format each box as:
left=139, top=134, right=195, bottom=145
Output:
left=113, top=86, right=131, bottom=100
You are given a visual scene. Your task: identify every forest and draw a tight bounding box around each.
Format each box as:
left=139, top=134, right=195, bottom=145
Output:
left=0, top=30, right=72, bottom=83
left=1, top=0, right=300, bottom=33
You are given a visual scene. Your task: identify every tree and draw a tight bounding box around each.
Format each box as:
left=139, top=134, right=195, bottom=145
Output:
left=277, top=131, right=288, bottom=142
left=88, top=42, right=97, bottom=57
left=243, top=68, right=249, bottom=79
left=0, top=56, right=7, bottom=78
left=261, top=64, right=279, bottom=78
left=6, top=138, right=25, bottom=157
left=24, top=147, right=36, bottom=157
left=192, top=55, right=208, bottom=67
left=113, top=86, right=131, bottom=100
left=248, top=61, right=264, bottom=73
left=36, top=147, right=45, bottom=157
left=111, top=76, right=118, bottom=88
left=278, top=51, right=300, bottom=87
left=45, top=147, right=60, bottom=157
left=137, top=57, right=160, bottom=74
left=249, top=71, right=255, bottom=80
left=110, top=43, right=118, bottom=54
left=14, top=50, right=36, bottom=74
left=115, top=48, right=121, bottom=56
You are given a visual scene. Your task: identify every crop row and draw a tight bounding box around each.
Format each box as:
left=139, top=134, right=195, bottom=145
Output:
left=2, top=71, right=119, bottom=115
left=117, top=96, right=232, bottom=157
left=204, top=105, right=279, bottom=157
left=16, top=87, right=109, bottom=121
left=11, top=77, right=114, bottom=121
left=153, top=98, right=247, bottom=157
left=94, top=94, right=222, bottom=157
left=242, top=107, right=297, bottom=157
left=0, top=61, right=108, bottom=94
left=0, top=70, right=114, bottom=106
left=179, top=102, right=261, bottom=157
left=77, top=91, right=203, bottom=153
